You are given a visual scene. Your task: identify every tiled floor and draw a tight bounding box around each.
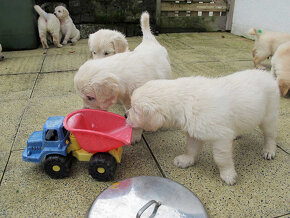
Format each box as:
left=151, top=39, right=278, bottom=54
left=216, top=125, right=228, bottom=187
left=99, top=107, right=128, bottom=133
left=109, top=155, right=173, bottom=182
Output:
left=0, top=33, right=289, bottom=217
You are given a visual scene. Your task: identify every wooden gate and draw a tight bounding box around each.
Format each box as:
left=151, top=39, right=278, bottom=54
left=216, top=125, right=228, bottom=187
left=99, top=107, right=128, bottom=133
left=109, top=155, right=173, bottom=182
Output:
left=156, top=0, right=231, bottom=33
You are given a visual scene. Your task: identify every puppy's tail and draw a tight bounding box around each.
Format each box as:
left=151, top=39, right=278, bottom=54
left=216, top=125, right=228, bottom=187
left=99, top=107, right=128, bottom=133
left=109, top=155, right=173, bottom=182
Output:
left=34, top=5, right=49, bottom=21
left=248, top=28, right=262, bottom=38
left=140, top=11, right=156, bottom=42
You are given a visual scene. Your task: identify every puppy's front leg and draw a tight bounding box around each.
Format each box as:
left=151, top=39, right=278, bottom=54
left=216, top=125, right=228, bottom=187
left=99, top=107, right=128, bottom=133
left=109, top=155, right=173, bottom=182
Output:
left=174, top=134, right=203, bottom=168
left=212, top=139, right=237, bottom=185
left=131, top=128, right=143, bottom=144
left=62, top=29, right=72, bottom=45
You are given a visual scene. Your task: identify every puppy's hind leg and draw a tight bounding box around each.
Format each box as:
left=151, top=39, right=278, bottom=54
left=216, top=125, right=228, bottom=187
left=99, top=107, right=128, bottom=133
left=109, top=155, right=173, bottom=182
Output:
left=212, top=139, right=237, bottom=185
left=174, top=134, right=203, bottom=168
left=52, top=33, right=63, bottom=48
left=71, top=30, right=80, bottom=45
left=40, top=34, right=49, bottom=49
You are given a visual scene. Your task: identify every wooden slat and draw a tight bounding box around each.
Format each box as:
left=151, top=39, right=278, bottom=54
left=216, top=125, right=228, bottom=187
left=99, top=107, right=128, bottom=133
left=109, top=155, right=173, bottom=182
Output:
left=159, top=16, right=226, bottom=32
left=162, top=0, right=214, bottom=3
left=161, top=2, right=227, bottom=12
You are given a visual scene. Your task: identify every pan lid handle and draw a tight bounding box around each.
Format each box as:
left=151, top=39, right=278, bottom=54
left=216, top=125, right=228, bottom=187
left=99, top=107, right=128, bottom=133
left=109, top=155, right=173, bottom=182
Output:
left=136, top=200, right=161, bottom=218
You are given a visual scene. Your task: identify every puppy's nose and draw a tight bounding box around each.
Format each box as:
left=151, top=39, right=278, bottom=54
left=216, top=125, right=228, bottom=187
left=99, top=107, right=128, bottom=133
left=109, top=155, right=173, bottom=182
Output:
left=124, top=111, right=128, bottom=118
left=53, top=12, right=56, bottom=15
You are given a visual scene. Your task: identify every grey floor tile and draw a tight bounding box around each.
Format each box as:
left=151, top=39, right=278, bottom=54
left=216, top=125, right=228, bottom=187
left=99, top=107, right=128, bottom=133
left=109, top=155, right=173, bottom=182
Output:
left=0, top=74, right=37, bottom=100
left=143, top=130, right=289, bottom=217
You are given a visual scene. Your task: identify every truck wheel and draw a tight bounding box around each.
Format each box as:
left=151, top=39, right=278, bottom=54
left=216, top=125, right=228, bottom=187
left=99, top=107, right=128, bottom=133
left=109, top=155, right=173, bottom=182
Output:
left=89, top=153, right=117, bottom=181
left=44, top=155, right=71, bottom=179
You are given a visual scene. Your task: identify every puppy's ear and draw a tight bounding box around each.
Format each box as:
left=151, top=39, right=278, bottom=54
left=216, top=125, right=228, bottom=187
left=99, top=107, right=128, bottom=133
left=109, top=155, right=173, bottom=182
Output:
left=279, top=79, right=290, bottom=97
left=63, top=8, right=69, bottom=17
left=112, top=35, right=128, bottom=53
left=91, top=74, right=120, bottom=109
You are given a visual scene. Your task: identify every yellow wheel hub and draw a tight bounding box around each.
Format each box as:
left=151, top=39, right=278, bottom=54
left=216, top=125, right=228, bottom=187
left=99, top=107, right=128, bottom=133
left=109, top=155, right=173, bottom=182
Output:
left=52, top=165, right=61, bottom=172
left=97, top=167, right=105, bottom=174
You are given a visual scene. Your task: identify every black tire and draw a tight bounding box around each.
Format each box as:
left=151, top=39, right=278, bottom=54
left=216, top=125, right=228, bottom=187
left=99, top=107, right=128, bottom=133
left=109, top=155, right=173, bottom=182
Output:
left=88, top=153, right=117, bottom=181
left=44, top=154, right=72, bottom=179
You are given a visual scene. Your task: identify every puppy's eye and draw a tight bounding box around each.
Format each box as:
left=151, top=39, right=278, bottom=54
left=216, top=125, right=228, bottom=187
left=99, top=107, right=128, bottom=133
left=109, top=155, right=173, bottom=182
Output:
left=58, top=10, right=61, bottom=13
left=93, top=51, right=96, bottom=55
left=104, top=52, right=109, bottom=56
left=87, top=96, right=95, bottom=101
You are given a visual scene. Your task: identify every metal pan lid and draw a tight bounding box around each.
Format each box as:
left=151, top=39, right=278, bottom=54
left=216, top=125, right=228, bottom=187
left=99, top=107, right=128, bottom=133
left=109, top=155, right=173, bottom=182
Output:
left=88, top=176, right=208, bottom=218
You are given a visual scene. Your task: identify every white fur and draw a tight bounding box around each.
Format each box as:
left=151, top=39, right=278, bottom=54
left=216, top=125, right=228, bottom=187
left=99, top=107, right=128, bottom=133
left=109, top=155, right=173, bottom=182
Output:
left=74, top=12, right=172, bottom=144
left=271, top=41, right=290, bottom=96
left=127, top=69, right=280, bottom=185
left=54, top=6, right=80, bottom=45
left=88, top=29, right=129, bottom=59
left=0, top=44, right=4, bottom=61
left=34, top=5, right=62, bottom=49
left=248, top=28, right=290, bottom=69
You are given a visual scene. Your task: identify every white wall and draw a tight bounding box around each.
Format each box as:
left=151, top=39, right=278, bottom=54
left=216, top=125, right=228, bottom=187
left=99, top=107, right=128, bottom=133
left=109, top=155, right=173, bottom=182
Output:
left=231, top=0, right=290, bottom=39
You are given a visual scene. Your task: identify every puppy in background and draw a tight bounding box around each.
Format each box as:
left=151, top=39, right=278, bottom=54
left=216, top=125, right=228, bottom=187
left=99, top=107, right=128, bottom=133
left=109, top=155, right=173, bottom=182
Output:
left=126, top=70, right=279, bottom=185
left=88, top=29, right=129, bottom=59
left=34, top=5, right=62, bottom=49
left=0, top=44, right=4, bottom=61
left=54, top=6, right=80, bottom=45
left=248, top=28, right=290, bottom=69
left=271, top=41, right=290, bottom=97
left=74, top=12, right=171, bottom=143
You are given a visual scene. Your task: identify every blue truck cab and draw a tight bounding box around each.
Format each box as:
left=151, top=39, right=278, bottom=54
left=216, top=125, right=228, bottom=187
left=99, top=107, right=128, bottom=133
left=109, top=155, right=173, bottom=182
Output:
left=22, top=116, right=70, bottom=163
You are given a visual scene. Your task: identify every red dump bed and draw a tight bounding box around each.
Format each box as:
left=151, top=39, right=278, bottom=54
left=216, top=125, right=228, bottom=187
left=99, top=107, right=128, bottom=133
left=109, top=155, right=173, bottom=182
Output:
left=63, top=109, right=132, bottom=153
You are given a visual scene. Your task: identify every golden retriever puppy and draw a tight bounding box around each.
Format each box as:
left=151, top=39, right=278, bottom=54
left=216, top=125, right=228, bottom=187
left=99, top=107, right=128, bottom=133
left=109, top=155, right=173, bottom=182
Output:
left=74, top=12, right=171, bottom=143
left=126, top=69, right=279, bottom=185
left=34, top=5, right=62, bottom=48
left=0, top=44, right=4, bottom=61
left=248, top=28, right=290, bottom=69
left=88, top=29, right=129, bottom=59
left=54, top=6, right=80, bottom=45
left=271, top=41, right=290, bottom=97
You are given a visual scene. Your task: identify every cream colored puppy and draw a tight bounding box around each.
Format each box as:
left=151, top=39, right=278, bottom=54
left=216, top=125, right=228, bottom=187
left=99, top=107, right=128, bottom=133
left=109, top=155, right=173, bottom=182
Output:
left=126, top=69, right=279, bottom=185
left=271, top=41, right=290, bottom=97
left=249, top=28, right=290, bottom=69
left=0, top=44, right=4, bottom=61
left=34, top=5, right=62, bottom=48
left=54, top=6, right=80, bottom=45
left=88, top=29, right=129, bottom=59
left=74, top=12, right=171, bottom=143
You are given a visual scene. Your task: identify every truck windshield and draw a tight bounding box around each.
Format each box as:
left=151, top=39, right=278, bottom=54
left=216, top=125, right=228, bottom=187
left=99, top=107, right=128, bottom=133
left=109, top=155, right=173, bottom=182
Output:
left=45, top=129, right=59, bottom=141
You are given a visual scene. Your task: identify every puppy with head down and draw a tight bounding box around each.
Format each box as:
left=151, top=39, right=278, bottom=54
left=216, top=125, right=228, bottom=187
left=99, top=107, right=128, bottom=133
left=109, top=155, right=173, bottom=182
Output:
left=271, top=41, right=290, bottom=97
left=54, top=6, right=80, bottom=45
left=127, top=69, right=279, bottom=185
left=88, top=29, right=129, bottom=59
left=248, top=28, right=290, bottom=69
left=74, top=12, right=171, bottom=143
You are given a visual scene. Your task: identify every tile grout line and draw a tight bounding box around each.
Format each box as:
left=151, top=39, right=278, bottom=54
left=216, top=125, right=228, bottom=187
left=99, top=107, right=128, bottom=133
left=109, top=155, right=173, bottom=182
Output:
left=273, top=212, right=290, bottom=218
left=0, top=69, right=78, bottom=77
left=142, top=135, right=166, bottom=178
left=277, top=145, right=290, bottom=156
left=0, top=50, right=48, bottom=186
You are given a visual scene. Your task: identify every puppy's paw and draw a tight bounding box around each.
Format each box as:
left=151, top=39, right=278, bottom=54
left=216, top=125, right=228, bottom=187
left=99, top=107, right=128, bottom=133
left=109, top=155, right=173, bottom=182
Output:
left=131, top=132, right=142, bottom=145
left=57, top=44, right=63, bottom=48
left=174, top=154, right=195, bottom=168
left=262, top=149, right=275, bottom=160
left=62, top=41, right=68, bottom=45
left=220, top=169, right=237, bottom=185
left=256, top=65, right=266, bottom=70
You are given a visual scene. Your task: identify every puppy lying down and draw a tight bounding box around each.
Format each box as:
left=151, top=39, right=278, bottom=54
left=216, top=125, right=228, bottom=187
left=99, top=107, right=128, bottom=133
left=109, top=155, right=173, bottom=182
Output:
left=127, top=69, right=279, bottom=185
left=271, top=41, right=290, bottom=97
left=88, top=29, right=129, bottom=59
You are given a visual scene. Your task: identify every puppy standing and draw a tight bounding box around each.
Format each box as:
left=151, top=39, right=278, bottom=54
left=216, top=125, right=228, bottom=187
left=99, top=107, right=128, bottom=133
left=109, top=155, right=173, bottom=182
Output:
left=271, top=41, right=290, bottom=96
left=34, top=5, right=62, bottom=48
left=54, top=6, right=80, bottom=45
left=0, top=44, right=4, bottom=61
left=88, top=29, right=129, bottom=59
left=74, top=12, right=172, bottom=143
left=127, top=70, right=279, bottom=185
left=249, top=28, right=290, bottom=69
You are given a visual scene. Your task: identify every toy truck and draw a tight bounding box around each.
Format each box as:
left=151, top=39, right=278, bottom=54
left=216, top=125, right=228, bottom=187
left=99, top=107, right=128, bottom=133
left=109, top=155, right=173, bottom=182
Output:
left=22, top=109, right=132, bottom=181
